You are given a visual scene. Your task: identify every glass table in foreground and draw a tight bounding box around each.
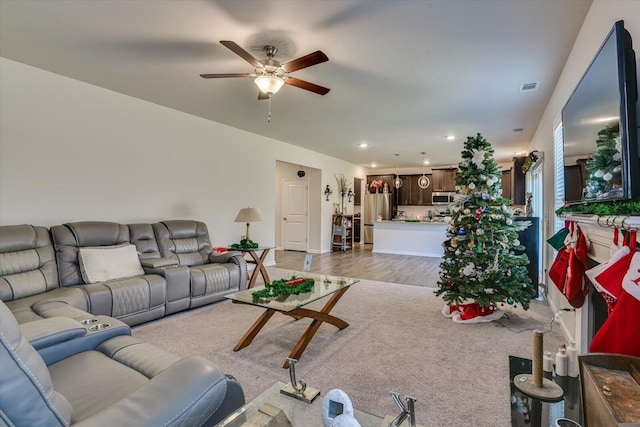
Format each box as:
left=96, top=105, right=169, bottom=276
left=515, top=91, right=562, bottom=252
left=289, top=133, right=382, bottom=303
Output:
left=509, top=356, right=583, bottom=427
left=216, top=381, right=383, bottom=427
left=225, top=272, right=359, bottom=368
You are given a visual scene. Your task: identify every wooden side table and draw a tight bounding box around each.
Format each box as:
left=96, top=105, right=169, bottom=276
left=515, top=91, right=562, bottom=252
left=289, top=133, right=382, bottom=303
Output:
left=230, top=246, right=274, bottom=289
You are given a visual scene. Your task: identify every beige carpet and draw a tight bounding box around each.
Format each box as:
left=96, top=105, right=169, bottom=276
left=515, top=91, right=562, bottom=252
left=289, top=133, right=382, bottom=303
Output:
left=132, top=267, right=564, bottom=427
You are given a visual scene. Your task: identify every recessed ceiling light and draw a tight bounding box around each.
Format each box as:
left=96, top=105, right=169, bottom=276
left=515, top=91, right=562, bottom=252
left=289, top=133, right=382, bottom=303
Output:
left=359, top=143, right=368, bottom=148
left=514, top=151, right=527, bottom=155
left=445, top=135, right=455, bottom=141
left=371, top=163, right=377, bottom=168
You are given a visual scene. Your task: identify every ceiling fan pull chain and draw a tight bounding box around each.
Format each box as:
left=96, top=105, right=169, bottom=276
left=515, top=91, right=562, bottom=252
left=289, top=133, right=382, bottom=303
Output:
left=267, top=96, right=272, bottom=123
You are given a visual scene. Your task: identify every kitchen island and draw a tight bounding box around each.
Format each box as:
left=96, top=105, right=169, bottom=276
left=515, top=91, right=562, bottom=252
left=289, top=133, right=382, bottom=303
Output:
left=372, top=220, right=446, bottom=257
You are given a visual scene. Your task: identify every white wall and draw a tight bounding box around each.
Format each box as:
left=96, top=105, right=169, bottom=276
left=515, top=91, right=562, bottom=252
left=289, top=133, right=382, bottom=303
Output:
left=529, top=0, right=640, bottom=347
left=0, top=58, right=367, bottom=260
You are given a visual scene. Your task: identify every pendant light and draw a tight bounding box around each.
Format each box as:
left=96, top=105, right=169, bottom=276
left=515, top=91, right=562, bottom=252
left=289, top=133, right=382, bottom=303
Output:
left=418, top=152, right=431, bottom=189
left=393, top=154, right=403, bottom=189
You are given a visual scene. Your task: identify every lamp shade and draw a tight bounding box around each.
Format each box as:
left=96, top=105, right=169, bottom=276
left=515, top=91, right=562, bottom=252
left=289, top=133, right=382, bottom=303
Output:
left=234, top=207, right=262, bottom=223
left=254, top=76, right=285, bottom=95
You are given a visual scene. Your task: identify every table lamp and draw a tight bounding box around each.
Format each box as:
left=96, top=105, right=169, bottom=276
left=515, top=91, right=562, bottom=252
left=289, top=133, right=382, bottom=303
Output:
left=234, top=207, right=262, bottom=242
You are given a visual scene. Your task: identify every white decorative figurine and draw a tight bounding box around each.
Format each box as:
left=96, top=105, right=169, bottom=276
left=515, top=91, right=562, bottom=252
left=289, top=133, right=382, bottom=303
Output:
left=322, top=389, right=359, bottom=427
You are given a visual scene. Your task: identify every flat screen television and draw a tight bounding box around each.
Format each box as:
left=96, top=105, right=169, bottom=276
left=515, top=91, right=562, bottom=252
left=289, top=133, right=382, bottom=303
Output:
left=562, top=20, right=639, bottom=205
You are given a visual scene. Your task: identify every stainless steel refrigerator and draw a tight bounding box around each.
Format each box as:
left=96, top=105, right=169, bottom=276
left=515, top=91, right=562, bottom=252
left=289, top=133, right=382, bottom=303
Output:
left=363, top=193, right=392, bottom=244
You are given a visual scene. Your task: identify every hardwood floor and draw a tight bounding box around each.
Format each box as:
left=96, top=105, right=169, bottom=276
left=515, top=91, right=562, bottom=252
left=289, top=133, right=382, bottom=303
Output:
left=274, top=243, right=441, bottom=288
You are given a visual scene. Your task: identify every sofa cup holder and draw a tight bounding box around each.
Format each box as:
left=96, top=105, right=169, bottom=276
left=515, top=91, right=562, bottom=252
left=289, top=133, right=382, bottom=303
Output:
left=89, top=323, right=111, bottom=331
left=81, top=318, right=99, bottom=325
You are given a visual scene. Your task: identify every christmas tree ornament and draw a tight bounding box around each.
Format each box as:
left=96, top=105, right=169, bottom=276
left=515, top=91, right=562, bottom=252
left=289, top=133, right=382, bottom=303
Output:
left=506, top=218, right=513, bottom=225
left=480, top=174, right=486, bottom=181
left=468, top=182, right=476, bottom=190
left=476, top=228, right=484, bottom=235
left=482, top=193, right=490, bottom=200
left=507, top=297, right=515, bottom=304
left=502, top=205, right=507, bottom=211
left=514, top=239, right=520, bottom=246
left=476, top=241, right=483, bottom=253
left=458, top=228, right=466, bottom=235
left=451, top=238, right=458, bottom=247
left=455, top=249, right=461, bottom=255
left=603, top=172, right=613, bottom=181
left=595, top=169, right=605, bottom=178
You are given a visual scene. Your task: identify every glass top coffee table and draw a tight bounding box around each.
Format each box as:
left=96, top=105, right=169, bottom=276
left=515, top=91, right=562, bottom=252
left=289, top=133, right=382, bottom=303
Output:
left=225, top=272, right=359, bottom=368
left=216, top=381, right=383, bottom=427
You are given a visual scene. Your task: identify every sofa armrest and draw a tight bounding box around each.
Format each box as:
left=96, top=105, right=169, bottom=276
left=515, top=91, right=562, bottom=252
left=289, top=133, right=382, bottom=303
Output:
left=140, top=257, right=178, bottom=269
left=73, top=356, right=244, bottom=427
left=20, top=317, right=86, bottom=350
left=38, top=315, right=131, bottom=366
left=208, top=251, right=242, bottom=264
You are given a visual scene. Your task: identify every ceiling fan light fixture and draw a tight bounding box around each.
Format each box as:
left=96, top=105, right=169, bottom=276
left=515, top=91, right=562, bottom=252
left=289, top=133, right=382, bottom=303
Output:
left=254, top=75, right=285, bottom=95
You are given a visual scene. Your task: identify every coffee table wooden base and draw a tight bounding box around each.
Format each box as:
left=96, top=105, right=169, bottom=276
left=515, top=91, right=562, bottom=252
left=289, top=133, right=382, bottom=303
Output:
left=232, top=288, right=350, bottom=368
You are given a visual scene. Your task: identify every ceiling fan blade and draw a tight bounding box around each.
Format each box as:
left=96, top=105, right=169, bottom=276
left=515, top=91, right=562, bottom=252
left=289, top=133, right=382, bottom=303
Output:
left=220, top=40, right=262, bottom=68
left=281, top=51, right=329, bottom=73
left=200, top=73, right=254, bottom=78
left=258, top=91, right=270, bottom=100
left=285, top=77, right=330, bottom=95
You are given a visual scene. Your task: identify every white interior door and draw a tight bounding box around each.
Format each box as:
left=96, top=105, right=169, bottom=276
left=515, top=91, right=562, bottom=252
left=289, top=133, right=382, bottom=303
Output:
left=282, top=178, right=308, bottom=251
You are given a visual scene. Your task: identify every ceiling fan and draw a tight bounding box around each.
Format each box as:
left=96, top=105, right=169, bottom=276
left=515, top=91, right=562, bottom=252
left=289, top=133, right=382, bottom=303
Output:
left=200, top=41, right=330, bottom=99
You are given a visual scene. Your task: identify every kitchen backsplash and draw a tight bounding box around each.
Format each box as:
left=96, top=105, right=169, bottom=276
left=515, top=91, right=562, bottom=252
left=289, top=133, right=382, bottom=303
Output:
left=397, top=204, right=527, bottom=220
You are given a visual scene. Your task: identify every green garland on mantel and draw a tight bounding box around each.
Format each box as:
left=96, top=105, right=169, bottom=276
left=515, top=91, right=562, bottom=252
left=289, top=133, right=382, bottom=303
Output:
left=252, top=276, right=315, bottom=300
left=556, top=200, right=640, bottom=216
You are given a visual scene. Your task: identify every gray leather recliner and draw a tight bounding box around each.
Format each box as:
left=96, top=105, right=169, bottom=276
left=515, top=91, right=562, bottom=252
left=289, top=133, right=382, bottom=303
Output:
left=128, top=223, right=192, bottom=315
left=0, top=300, right=245, bottom=426
left=50, top=222, right=166, bottom=326
left=0, top=224, right=90, bottom=324
left=153, top=220, right=247, bottom=308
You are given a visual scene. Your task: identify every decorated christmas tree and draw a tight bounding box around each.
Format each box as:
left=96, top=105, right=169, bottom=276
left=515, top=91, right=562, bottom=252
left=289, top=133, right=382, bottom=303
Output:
left=436, top=134, right=537, bottom=323
left=584, top=123, right=622, bottom=199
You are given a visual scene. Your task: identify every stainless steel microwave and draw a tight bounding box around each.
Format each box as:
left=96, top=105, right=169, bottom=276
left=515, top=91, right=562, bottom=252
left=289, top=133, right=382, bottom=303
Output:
left=432, top=192, right=455, bottom=205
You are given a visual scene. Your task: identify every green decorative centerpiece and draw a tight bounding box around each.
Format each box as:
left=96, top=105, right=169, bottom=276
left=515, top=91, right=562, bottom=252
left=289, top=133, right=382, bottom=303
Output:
left=230, top=239, right=259, bottom=249
left=252, top=276, right=315, bottom=299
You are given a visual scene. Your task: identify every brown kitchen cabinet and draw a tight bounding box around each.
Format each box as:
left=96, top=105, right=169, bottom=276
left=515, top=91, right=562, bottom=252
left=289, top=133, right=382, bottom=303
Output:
left=395, top=175, right=432, bottom=206
left=431, top=168, right=457, bottom=192
left=511, top=157, right=526, bottom=205
left=501, top=169, right=512, bottom=201
left=354, top=177, right=362, bottom=206
left=366, top=174, right=395, bottom=194
left=396, top=175, right=412, bottom=205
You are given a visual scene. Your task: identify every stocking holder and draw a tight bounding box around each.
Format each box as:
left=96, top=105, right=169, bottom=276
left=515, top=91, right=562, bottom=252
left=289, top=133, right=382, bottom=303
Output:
left=280, top=358, right=320, bottom=404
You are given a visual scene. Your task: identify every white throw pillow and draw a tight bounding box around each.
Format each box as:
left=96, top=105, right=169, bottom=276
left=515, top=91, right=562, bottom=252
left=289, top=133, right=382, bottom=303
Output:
left=78, top=244, right=144, bottom=283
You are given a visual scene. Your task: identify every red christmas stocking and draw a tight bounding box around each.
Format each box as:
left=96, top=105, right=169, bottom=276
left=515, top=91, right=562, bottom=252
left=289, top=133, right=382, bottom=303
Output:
left=563, top=223, right=589, bottom=308
left=586, top=231, right=636, bottom=313
left=590, top=251, right=640, bottom=357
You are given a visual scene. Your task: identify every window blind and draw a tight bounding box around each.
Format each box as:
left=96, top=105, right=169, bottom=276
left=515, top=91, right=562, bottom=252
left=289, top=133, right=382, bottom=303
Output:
left=553, top=123, right=565, bottom=232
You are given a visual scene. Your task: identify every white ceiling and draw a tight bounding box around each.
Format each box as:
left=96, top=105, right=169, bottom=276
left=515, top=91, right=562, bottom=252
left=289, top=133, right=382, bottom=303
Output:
left=0, top=0, right=592, bottom=168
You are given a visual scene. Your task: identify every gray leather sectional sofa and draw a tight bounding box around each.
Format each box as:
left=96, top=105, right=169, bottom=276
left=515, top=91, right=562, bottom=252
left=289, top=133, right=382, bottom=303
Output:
left=2, top=220, right=247, bottom=326
left=0, top=220, right=247, bottom=426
